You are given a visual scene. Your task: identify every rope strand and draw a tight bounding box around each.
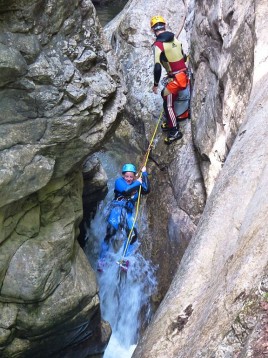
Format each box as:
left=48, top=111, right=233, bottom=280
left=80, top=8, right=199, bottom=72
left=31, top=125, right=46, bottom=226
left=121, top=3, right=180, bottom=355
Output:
left=119, top=110, right=163, bottom=263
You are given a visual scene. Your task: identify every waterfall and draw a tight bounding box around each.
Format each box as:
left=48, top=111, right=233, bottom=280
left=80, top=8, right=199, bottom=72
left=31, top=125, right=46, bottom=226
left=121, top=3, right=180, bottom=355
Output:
left=85, top=153, right=157, bottom=357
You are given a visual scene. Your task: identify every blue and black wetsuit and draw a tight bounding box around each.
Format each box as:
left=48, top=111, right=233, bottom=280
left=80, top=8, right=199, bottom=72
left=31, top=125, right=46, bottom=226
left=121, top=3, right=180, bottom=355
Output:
left=99, top=171, right=150, bottom=258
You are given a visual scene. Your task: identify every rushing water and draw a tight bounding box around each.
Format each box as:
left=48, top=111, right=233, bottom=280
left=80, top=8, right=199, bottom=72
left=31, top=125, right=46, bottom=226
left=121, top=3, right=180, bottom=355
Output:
left=85, top=152, right=157, bottom=357
left=87, top=5, right=157, bottom=356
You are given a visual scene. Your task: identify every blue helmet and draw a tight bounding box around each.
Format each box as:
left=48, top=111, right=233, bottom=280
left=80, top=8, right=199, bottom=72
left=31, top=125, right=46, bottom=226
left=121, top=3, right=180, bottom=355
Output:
left=122, top=163, right=137, bottom=174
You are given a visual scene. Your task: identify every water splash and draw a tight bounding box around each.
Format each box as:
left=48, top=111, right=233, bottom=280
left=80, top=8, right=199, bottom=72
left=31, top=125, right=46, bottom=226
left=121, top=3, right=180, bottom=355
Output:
left=84, top=152, right=157, bottom=356
left=85, top=200, right=157, bottom=357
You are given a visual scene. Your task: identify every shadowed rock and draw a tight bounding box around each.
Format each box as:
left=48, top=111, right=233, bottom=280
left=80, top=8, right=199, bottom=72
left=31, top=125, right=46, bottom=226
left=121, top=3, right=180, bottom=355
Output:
left=0, top=0, right=125, bottom=355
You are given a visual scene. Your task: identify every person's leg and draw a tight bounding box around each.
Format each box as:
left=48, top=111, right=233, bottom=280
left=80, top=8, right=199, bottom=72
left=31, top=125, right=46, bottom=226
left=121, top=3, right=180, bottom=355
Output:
left=161, top=89, right=169, bottom=131
left=104, top=224, right=117, bottom=243
left=99, top=224, right=116, bottom=259
left=122, top=227, right=138, bottom=257
left=127, top=227, right=138, bottom=245
left=162, top=90, right=177, bottom=128
left=162, top=89, right=183, bottom=144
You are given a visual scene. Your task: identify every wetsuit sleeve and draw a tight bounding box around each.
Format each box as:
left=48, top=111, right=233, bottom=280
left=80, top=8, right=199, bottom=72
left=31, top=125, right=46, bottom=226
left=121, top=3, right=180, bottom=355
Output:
left=114, top=177, right=141, bottom=196
left=141, top=172, right=150, bottom=194
left=153, top=45, right=162, bottom=86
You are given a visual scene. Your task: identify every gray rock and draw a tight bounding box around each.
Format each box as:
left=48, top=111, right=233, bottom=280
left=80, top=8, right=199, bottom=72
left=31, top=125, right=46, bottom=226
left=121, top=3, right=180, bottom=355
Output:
left=102, top=0, right=205, bottom=303
left=191, top=0, right=255, bottom=194
left=66, top=83, right=87, bottom=103
left=0, top=32, right=41, bottom=63
left=74, top=49, right=97, bottom=72
left=0, top=0, right=124, bottom=355
left=27, top=53, right=58, bottom=84
left=132, top=0, right=268, bottom=357
left=0, top=44, right=28, bottom=87
left=0, top=147, right=55, bottom=208
left=0, top=89, right=39, bottom=123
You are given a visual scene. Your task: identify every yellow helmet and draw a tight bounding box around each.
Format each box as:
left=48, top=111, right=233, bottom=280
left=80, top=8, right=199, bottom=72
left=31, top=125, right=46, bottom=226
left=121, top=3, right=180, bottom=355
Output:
left=150, top=15, right=166, bottom=29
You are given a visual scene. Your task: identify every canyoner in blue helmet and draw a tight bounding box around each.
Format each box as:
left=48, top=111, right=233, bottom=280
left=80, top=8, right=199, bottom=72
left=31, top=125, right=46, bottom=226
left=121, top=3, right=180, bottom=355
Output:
left=97, top=163, right=150, bottom=272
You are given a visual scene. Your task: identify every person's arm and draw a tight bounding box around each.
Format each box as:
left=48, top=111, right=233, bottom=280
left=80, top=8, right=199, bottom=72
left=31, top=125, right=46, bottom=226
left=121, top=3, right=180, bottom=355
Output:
left=140, top=168, right=150, bottom=194
left=114, top=177, right=141, bottom=197
left=152, top=45, right=162, bottom=93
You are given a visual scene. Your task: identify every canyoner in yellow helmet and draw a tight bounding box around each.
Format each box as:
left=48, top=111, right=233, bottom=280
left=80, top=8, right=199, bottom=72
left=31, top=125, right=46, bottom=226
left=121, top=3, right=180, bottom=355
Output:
left=150, top=15, right=190, bottom=145
left=150, top=15, right=166, bottom=29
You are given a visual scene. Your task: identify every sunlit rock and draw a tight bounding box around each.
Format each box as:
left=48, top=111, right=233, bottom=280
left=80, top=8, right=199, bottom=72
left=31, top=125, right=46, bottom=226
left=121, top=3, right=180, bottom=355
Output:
left=132, top=0, right=268, bottom=357
left=191, top=0, right=255, bottom=194
left=102, top=0, right=205, bottom=302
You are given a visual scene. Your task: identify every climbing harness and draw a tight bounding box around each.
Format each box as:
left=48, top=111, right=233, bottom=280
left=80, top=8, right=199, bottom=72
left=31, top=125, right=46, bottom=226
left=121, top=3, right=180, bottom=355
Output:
left=117, top=25, right=193, bottom=269
left=116, top=70, right=192, bottom=268
left=117, top=110, right=164, bottom=271
left=115, top=69, right=192, bottom=270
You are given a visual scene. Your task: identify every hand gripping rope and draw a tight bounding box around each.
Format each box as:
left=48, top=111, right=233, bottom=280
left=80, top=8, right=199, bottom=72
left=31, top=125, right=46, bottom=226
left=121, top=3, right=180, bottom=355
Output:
left=117, top=110, right=164, bottom=267
left=117, top=12, right=191, bottom=268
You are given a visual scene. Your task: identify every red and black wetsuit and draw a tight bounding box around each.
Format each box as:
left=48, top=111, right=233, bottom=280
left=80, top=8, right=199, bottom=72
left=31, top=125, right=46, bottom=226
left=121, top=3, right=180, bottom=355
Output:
left=153, top=31, right=187, bottom=128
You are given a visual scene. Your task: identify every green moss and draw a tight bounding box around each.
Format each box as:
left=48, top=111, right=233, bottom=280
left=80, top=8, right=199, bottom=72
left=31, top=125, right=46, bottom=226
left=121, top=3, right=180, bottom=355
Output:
left=263, top=292, right=268, bottom=302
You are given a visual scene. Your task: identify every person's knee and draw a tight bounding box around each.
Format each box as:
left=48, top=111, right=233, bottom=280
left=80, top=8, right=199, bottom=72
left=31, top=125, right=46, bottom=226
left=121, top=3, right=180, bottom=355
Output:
left=104, top=224, right=116, bottom=243
left=128, top=227, right=138, bottom=245
left=163, top=87, right=171, bottom=96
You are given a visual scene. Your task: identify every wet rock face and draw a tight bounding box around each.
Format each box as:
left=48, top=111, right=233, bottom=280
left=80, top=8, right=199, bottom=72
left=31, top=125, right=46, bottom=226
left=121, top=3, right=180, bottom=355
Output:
left=191, top=0, right=255, bottom=194
left=92, top=0, right=125, bottom=4
left=132, top=0, right=268, bottom=357
left=0, top=0, right=123, bottom=356
left=103, top=0, right=205, bottom=303
left=78, top=155, right=108, bottom=248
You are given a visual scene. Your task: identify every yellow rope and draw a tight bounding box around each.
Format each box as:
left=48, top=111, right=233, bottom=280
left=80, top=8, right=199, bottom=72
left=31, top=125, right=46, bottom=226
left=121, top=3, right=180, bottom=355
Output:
left=140, top=109, right=164, bottom=172
left=121, top=185, right=142, bottom=259
left=119, top=109, right=164, bottom=262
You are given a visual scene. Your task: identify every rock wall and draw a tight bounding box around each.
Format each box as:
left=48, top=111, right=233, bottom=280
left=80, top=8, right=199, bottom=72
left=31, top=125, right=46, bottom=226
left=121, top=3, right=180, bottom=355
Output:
left=0, top=0, right=125, bottom=356
left=1, top=0, right=267, bottom=356
left=191, top=0, right=255, bottom=194
left=103, top=0, right=206, bottom=303
left=132, top=0, right=268, bottom=357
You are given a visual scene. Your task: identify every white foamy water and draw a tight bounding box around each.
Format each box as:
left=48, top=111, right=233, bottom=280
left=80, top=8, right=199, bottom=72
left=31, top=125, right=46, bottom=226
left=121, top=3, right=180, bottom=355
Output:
left=104, top=335, right=136, bottom=358
left=85, top=204, right=157, bottom=357
left=85, top=153, right=157, bottom=357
